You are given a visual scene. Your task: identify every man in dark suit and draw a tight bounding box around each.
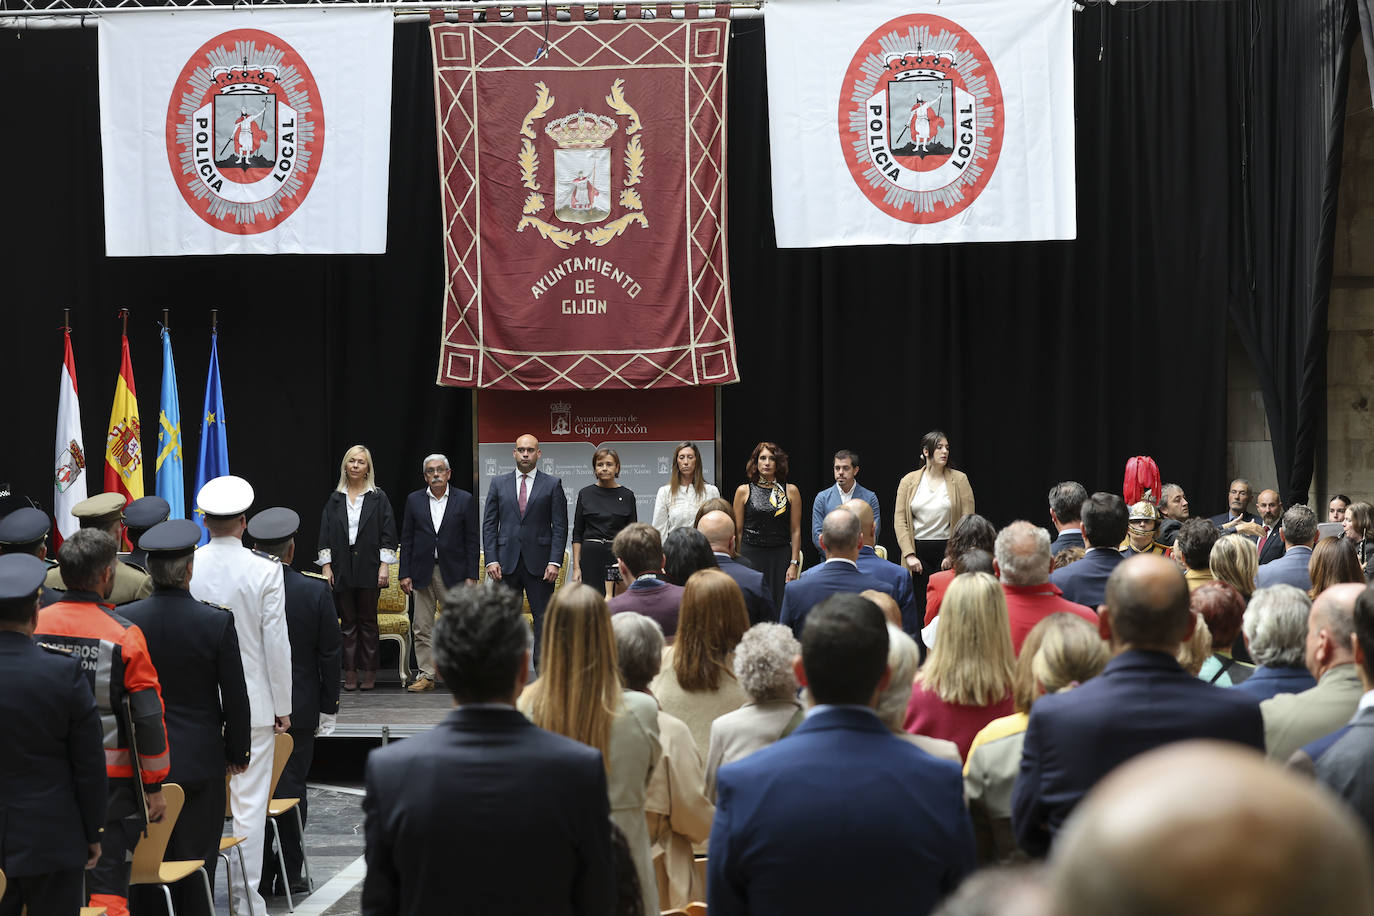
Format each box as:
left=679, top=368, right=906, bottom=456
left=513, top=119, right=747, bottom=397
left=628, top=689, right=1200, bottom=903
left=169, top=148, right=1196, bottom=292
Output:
left=1049, top=492, right=1127, bottom=609
left=842, top=499, right=918, bottom=634
left=779, top=508, right=890, bottom=637
left=121, top=519, right=252, bottom=916
left=607, top=523, right=684, bottom=637
left=399, top=454, right=479, bottom=692
left=247, top=508, right=343, bottom=897
left=1314, top=584, right=1374, bottom=839
left=1012, top=555, right=1265, bottom=857
left=482, top=434, right=567, bottom=664
left=1255, top=489, right=1286, bottom=565
left=1047, top=481, right=1088, bottom=556
left=697, top=510, right=773, bottom=624
left=1257, top=504, right=1318, bottom=592
left=709, top=592, right=975, bottom=915
left=1209, top=478, right=1259, bottom=531
left=362, top=581, right=614, bottom=916
left=0, top=553, right=106, bottom=916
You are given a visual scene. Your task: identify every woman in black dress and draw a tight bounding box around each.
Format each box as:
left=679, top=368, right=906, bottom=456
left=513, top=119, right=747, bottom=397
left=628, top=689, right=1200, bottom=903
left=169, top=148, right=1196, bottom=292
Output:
left=318, top=444, right=398, bottom=691
left=571, top=447, right=638, bottom=596
left=732, top=441, right=801, bottom=611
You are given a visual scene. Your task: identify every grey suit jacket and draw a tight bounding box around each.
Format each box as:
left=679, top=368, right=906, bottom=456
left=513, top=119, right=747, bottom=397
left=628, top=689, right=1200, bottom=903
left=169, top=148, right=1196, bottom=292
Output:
left=1261, top=664, right=1363, bottom=762
left=1314, top=706, right=1374, bottom=840
left=704, top=699, right=803, bottom=801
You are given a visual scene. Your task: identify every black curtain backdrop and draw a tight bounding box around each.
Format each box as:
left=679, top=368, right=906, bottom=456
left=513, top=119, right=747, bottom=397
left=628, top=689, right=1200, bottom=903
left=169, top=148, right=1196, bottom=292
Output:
left=1232, top=0, right=1357, bottom=509
left=0, top=1, right=1325, bottom=567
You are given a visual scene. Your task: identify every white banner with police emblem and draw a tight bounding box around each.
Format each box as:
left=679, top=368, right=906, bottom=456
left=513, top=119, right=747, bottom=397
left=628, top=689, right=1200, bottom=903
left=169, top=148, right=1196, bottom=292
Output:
left=99, top=9, right=392, bottom=256
left=765, top=0, right=1074, bottom=247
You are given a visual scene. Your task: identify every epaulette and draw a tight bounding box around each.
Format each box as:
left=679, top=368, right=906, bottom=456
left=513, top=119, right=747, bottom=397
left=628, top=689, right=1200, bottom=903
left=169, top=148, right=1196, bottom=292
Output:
left=251, top=549, right=282, bottom=564
left=301, top=570, right=328, bottom=582
left=200, top=600, right=233, bottom=613
left=43, top=558, right=58, bottom=569
left=37, top=641, right=75, bottom=657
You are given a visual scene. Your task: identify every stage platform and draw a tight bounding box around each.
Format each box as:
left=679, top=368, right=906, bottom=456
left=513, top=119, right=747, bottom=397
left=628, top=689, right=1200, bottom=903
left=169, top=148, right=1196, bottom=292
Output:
left=325, top=685, right=452, bottom=742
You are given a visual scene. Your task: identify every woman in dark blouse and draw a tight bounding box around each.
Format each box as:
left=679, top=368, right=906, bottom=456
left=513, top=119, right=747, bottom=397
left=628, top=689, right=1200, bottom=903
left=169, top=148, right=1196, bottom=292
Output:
left=732, top=441, right=801, bottom=611
left=571, top=447, right=638, bottom=596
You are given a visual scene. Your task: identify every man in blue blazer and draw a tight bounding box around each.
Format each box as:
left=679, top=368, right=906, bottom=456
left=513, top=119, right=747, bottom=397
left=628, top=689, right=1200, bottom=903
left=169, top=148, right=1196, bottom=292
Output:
left=362, top=583, right=614, bottom=916
left=842, top=499, right=918, bottom=633
left=1047, top=480, right=1088, bottom=556
left=1049, top=492, right=1127, bottom=609
left=399, top=454, right=479, bottom=692
left=780, top=508, right=891, bottom=637
left=1256, top=505, right=1318, bottom=592
left=481, top=435, right=567, bottom=664
left=1012, top=555, right=1265, bottom=857
left=709, top=592, right=975, bottom=916
left=697, top=510, right=775, bottom=624
left=810, top=449, right=881, bottom=556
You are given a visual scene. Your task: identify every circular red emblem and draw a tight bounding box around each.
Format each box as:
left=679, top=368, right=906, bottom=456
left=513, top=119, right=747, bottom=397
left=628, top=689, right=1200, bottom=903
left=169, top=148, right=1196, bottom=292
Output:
left=165, top=29, right=325, bottom=235
left=837, top=14, right=1003, bottom=224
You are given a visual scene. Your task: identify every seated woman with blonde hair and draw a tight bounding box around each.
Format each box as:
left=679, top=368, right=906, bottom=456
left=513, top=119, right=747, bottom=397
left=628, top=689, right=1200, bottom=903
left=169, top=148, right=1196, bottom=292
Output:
left=519, top=583, right=661, bottom=916
left=903, top=571, right=1016, bottom=759
left=964, top=613, right=1108, bottom=863
left=651, top=568, right=751, bottom=757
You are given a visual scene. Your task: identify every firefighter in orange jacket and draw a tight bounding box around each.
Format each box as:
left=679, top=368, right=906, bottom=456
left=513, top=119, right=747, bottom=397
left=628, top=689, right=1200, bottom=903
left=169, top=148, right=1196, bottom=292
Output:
left=35, top=528, right=171, bottom=916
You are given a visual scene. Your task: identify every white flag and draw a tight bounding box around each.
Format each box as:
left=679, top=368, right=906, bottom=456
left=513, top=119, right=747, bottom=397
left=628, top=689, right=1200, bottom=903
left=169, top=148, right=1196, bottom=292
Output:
left=765, top=0, right=1075, bottom=247
left=100, top=9, right=392, bottom=256
left=54, top=330, right=88, bottom=546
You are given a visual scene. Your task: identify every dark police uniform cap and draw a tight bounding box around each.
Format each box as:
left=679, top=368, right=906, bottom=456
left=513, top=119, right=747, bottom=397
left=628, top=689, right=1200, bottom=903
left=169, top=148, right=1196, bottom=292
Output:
left=0, top=553, right=50, bottom=600
left=0, top=507, right=51, bottom=548
left=125, top=496, right=172, bottom=531
left=138, top=519, right=202, bottom=558
left=247, top=507, right=301, bottom=543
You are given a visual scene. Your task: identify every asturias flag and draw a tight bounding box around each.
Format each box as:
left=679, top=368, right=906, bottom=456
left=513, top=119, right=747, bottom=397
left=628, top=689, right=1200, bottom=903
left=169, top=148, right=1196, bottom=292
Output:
left=104, top=333, right=145, bottom=505
left=155, top=326, right=185, bottom=519
left=193, top=330, right=229, bottom=544
left=54, top=329, right=88, bottom=546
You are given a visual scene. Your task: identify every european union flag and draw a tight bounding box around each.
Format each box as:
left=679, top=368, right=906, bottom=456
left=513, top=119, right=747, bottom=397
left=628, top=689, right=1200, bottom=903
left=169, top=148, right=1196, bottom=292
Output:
left=155, top=327, right=185, bottom=519
left=193, top=330, right=230, bottom=545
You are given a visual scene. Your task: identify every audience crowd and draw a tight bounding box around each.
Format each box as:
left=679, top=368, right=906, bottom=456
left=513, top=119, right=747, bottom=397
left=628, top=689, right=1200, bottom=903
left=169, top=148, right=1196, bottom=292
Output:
left=8, top=442, right=1374, bottom=916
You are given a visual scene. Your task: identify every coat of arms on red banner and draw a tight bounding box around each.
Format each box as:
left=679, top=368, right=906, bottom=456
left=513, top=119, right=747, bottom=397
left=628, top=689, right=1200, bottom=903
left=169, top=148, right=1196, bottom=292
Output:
left=165, top=29, right=325, bottom=234
left=838, top=15, right=1004, bottom=224
left=430, top=15, right=736, bottom=390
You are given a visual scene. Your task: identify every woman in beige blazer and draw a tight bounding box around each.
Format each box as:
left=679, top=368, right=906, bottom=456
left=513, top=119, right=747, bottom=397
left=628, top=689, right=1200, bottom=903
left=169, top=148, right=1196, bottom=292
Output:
left=894, top=429, right=975, bottom=601
left=613, top=612, right=714, bottom=910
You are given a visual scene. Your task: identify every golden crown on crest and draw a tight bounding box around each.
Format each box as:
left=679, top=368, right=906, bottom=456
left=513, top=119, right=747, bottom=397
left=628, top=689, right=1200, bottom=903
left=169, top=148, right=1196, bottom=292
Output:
left=545, top=110, right=618, bottom=149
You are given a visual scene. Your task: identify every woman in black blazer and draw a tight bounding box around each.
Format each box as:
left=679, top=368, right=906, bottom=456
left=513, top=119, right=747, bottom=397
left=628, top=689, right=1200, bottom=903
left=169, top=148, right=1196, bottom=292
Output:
left=318, top=444, right=398, bottom=691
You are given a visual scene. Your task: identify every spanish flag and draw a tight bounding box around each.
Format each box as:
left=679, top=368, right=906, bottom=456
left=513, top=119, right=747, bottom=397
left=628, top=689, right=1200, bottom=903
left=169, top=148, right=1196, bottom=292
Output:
left=105, top=333, right=145, bottom=506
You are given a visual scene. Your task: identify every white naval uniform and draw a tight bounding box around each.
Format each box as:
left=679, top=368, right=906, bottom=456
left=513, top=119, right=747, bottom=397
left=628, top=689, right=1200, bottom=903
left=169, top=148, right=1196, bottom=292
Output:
left=190, top=535, right=292, bottom=916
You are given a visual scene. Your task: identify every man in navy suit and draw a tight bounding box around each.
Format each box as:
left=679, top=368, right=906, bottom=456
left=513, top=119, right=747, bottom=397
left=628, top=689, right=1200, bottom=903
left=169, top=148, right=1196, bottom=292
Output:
left=709, top=592, right=975, bottom=916
left=842, top=498, right=918, bottom=634
left=697, top=510, right=774, bottom=624
left=779, top=508, right=890, bottom=637
left=1049, top=492, right=1127, bottom=609
left=1047, top=481, right=1088, bottom=556
left=1209, top=478, right=1259, bottom=531
left=1012, top=555, right=1265, bottom=857
left=0, top=553, right=106, bottom=916
left=362, top=582, right=614, bottom=916
left=810, top=449, right=881, bottom=556
left=482, top=434, right=567, bottom=664
left=1257, top=505, right=1317, bottom=592
left=400, top=454, right=479, bottom=692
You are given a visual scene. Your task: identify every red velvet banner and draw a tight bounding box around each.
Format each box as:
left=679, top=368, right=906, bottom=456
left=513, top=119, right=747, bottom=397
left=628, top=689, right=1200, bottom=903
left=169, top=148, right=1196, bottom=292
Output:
left=431, top=16, right=737, bottom=390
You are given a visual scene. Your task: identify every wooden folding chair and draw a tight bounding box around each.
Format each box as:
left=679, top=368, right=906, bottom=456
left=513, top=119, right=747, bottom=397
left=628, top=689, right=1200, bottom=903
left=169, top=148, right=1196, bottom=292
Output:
left=266, top=731, right=315, bottom=912
left=221, top=773, right=254, bottom=916
left=128, top=784, right=215, bottom=916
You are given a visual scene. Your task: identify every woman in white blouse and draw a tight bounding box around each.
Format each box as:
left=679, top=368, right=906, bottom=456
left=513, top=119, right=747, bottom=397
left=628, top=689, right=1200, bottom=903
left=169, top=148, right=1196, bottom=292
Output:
left=652, top=441, right=720, bottom=538
left=893, top=430, right=975, bottom=603
left=317, top=444, right=397, bottom=691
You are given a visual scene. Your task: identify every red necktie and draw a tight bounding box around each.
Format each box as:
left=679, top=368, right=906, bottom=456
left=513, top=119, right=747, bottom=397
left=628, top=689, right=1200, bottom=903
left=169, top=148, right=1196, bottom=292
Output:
left=1258, top=526, right=1270, bottom=554
left=518, top=474, right=529, bottom=516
